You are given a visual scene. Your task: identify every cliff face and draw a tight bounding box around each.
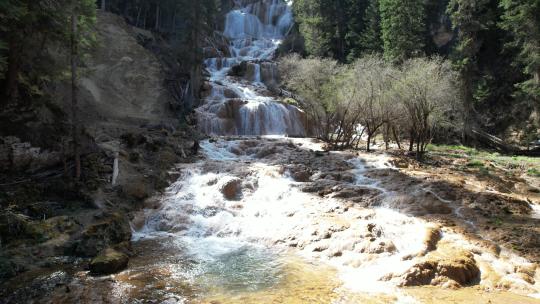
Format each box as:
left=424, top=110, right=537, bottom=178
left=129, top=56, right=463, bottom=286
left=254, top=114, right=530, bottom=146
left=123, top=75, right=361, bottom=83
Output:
left=73, top=12, right=177, bottom=142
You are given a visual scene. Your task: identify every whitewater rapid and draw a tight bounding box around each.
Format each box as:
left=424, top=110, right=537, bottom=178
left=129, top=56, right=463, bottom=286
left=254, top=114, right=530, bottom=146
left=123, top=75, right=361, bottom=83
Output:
left=130, top=137, right=540, bottom=303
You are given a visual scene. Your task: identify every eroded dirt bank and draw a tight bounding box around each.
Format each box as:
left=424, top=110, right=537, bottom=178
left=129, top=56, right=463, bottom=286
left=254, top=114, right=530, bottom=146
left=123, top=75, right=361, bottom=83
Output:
left=18, top=137, right=538, bottom=303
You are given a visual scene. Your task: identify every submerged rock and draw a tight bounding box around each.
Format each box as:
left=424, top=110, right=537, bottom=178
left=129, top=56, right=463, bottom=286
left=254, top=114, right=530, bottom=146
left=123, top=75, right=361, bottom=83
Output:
left=89, top=248, right=128, bottom=275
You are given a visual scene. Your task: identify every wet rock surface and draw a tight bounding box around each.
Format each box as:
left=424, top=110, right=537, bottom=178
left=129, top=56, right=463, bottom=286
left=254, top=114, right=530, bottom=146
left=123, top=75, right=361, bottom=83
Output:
left=3, top=136, right=539, bottom=303
left=220, top=177, right=243, bottom=200
left=71, top=213, right=132, bottom=257
left=89, top=248, right=129, bottom=275
left=395, top=248, right=480, bottom=288
left=118, top=137, right=539, bottom=302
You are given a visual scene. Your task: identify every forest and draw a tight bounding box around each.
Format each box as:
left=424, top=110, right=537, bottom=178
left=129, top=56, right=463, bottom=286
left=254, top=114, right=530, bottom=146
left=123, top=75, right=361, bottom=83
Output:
left=0, top=0, right=539, bottom=303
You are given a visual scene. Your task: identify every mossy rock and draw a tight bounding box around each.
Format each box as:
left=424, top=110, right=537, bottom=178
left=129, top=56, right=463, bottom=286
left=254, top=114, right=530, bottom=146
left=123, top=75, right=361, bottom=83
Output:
left=123, top=178, right=150, bottom=200
left=71, top=213, right=131, bottom=257
left=157, top=147, right=178, bottom=169
left=89, top=248, right=128, bottom=275
left=0, top=256, right=26, bottom=279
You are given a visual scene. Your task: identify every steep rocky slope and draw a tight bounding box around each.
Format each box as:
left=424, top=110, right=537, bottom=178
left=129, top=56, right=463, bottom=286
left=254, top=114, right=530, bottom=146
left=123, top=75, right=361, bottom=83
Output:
left=0, top=12, right=197, bottom=301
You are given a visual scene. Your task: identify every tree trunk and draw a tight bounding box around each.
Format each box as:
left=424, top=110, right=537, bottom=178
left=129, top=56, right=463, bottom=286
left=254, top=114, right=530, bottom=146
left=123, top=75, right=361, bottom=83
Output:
left=392, top=126, right=402, bottom=150
left=101, top=0, right=106, bottom=10
left=383, top=123, right=390, bottom=150
left=136, top=6, right=142, bottom=27
left=71, top=11, right=81, bottom=181
left=408, top=129, right=414, bottom=152
left=4, top=37, right=21, bottom=106
left=366, top=134, right=372, bottom=152
left=155, top=5, right=160, bottom=31
left=461, top=70, right=476, bottom=145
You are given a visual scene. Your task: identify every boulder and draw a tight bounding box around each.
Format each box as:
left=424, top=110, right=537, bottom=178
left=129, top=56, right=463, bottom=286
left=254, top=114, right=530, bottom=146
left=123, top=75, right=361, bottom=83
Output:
left=396, top=249, right=480, bottom=288
left=89, top=248, right=128, bottom=275
left=220, top=177, right=242, bottom=200
left=123, top=178, right=150, bottom=200
left=72, top=213, right=132, bottom=257
left=228, top=61, right=248, bottom=77
left=291, top=170, right=311, bottom=182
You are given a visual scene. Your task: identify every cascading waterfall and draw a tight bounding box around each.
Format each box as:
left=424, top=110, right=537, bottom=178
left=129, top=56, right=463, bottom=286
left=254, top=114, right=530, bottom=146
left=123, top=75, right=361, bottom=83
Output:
left=197, top=0, right=305, bottom=136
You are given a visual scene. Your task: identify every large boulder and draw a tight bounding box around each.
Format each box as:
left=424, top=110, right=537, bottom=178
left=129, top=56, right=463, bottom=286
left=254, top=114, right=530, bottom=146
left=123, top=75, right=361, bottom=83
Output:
left=395, top=249, right=480, bottom=288
left=71, top=213, right=131, bottom=257
left=228, top=61, right=248, bottom=77
left=89, top=248, right=128, bottom=275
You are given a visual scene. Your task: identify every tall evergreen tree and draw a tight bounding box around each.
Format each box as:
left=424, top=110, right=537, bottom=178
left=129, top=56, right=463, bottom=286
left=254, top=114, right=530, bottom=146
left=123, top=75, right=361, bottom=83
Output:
left=500, top=0, right=540, bottom=99
left=359, top=0, right=384, bottom=55
left=447, top=0, right=495, bottom=140
left=0, top=0, right=96, bottom=107
left=379, top=0, right=426, bottom=62
left=344, top=0, right=369, bottom=62
left=292, top=0, right=334, bottom=58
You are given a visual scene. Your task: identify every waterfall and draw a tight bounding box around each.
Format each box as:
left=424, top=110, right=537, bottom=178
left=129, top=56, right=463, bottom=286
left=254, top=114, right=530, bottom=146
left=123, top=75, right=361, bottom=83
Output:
left=197, top=0, right=305, bottom=136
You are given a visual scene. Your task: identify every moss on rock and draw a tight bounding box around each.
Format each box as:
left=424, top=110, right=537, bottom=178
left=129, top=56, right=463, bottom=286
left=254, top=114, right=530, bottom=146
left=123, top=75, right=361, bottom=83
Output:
left=89, top=248, right=128, bottom=275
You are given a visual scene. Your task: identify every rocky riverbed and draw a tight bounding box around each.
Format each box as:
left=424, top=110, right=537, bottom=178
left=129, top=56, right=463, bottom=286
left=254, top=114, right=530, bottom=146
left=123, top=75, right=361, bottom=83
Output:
left=6, top=136, right=534, bottom=303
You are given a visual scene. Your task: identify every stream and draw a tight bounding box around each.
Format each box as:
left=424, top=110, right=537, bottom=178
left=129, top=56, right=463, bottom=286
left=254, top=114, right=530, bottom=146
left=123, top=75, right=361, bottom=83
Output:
left=47, top=1, right=540, bottom=302
left=123, top=137, right=540, bottom=303
left=122, top=1, right=540, bottom=302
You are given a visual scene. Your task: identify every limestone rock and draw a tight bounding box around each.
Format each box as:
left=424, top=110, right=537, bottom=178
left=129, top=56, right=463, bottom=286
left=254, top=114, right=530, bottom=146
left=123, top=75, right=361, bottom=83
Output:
left=397, top=249, right=480, bottom=288
left=423, top=226, right=442, bottom=254
left=89, top=248, right=129, bottom=275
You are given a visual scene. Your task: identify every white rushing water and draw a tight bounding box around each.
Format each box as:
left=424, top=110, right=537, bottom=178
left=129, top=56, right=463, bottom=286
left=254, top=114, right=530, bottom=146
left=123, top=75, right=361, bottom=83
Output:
left=132, top=137, right=540, bottom=302
left=197, top=0, right=306, bottom=136
left=128, top=0, right=540, bottom=301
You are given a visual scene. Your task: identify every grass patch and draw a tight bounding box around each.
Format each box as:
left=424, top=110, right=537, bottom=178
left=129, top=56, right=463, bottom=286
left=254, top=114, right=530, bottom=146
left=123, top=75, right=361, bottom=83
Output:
left=528, top=168, right=540, bottom=177
left=466, top=160, right=484, bottom=168
left=428, top=144, right=540, bottom=176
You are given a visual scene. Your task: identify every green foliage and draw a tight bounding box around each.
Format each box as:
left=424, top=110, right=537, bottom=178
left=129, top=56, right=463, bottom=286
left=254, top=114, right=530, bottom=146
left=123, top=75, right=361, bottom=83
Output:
left=428, top=144, right=540, bottom=174
left=499, top=0, right=540, bottom=100
left=0, top=0, right=97, bottom=100
left=291, top=0, right=335, bottom=58
left=466, top=160, right=484, bottom=167
left=379, top=0, right=426, bottom=62
left=280, top=54, right=459, bottom=151
left=528, top=168, right=540, bottom=177
left=292, top=0, right=372, bottom=62
left=358, top=0, right=383, bottom=56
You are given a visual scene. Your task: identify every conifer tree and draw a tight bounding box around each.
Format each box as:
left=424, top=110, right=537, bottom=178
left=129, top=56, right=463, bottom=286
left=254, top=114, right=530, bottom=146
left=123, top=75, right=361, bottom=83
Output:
left=379, top=0, right=426, bottom=62
left=500, top=0, right=540, bottom=99
left=359, top=0, right=383, bottom=55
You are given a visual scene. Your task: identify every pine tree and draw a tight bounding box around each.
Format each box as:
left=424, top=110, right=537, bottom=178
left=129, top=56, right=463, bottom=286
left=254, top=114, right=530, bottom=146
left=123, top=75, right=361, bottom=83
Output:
left=447, top=0, right=494, bottom=141
left=359, top=0, right=383, bottom=55
left=500, top=0, right=540, bottom=99
left=344, top=0, right=368, bottom=62
left=379, top=0, right=426, bottom=62
left=292, top=0, right=334, bottom=58
left=0, top=0, right=96, bottom=107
